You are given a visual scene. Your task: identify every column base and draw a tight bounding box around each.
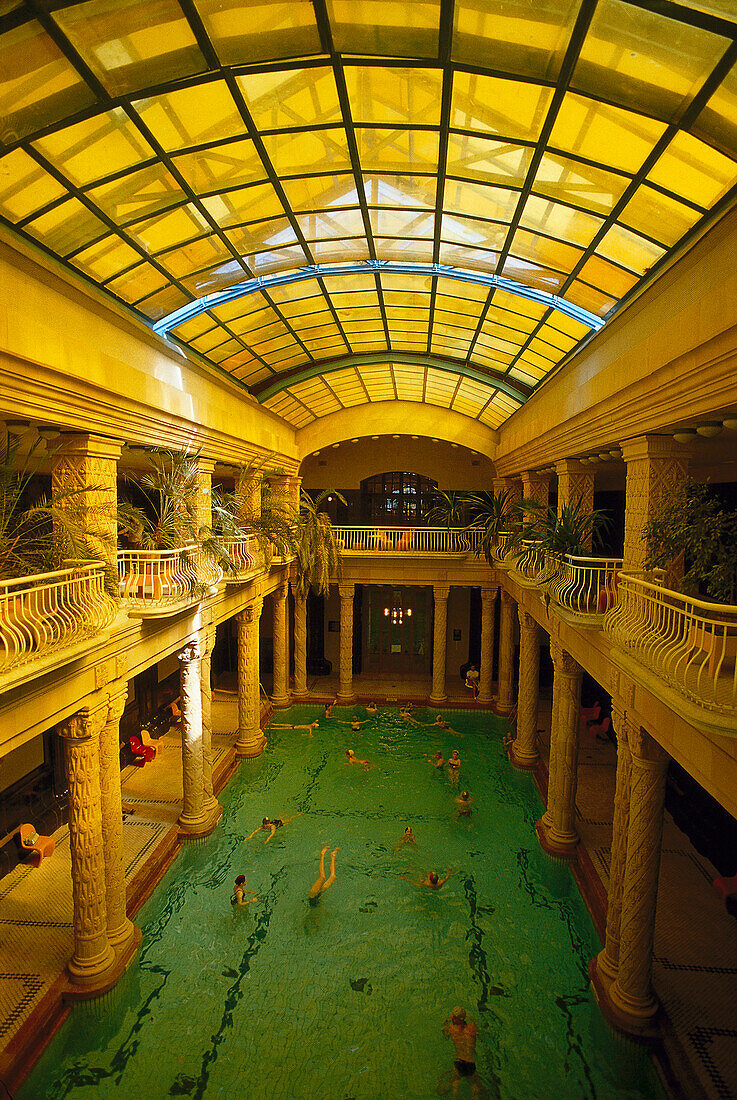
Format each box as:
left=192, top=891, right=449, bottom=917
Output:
left=67, top=941, right=116, bottom=987
left=429, top=693, right=447, bottom=706
left=536, top=817, right=579, bottom=860
left=495, top=700, right=515, bottom=715
left=106, top=916, right=136, bottom=950
left=235, top=733, right=267, bottom=758
left=589, top=957, right=661, bottom=1038
left=336, top=691, right=357, bottom=704
left=65, top=925, right=142, bottom=1000
left=508, top=743, right=539, bottom=770
left=477, top=693, right=493, bottom=705
left=270, top=694, right=291, bottom=708
left=178, top=807, right=211, bottom=836
left=595, top=945, right=620, bottom=983
left=292, top=688, right=310, bottom=699
left=179, top=801, right=223, bottom=839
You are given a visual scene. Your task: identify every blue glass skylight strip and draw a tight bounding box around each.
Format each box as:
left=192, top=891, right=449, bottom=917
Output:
left=152, top=260, right=605, bottom=336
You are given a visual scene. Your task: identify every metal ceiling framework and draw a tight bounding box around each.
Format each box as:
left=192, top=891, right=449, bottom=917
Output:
left=1, top=0, right=736, bottom=431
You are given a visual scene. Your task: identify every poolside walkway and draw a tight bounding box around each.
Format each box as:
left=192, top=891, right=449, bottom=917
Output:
left=0, top=684, right=734, bottom=1099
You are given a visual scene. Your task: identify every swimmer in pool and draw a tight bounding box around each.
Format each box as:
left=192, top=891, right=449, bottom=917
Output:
left=345, top=748, right=372, bottom=771
left=244, top=812, right=302, bottom=843
left=403, top=868, right=452, bottom=890
left=439, top=1007, right=487, bottom=1099
left=429, top=750, right=445, bottom=769
left=393, top=825, right=416, bottom=851
left=399, top=705, right=419, bottom=725
left=448, top=749, right=461, bottom=769
left=231, top=874, right=257, bottom=907
left=427, top=714, right=463, bottom=737
left=308, top=845, right=339, bottom=905
left=338, top=715, right=370, bottom=731
left=365, top=701, right=378, bottom=716
left=268, top=720, right=319, bottom=737
left=324, top=699, right=337, bottom=718
left=456, top=790, right=473, bottom=816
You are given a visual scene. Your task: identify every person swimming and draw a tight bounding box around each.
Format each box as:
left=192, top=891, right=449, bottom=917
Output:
left=244, top=812, right=302, bottom=843
left=231, top=874, right=257, bottom=907
left=345, top=748, right=372, bottom=771
left=308, top=846, right=339, bottom=906
left=456, top=790, right=473, bottom=816
left=429, top=750, right=445, bottom=769
left=366, top=701, right=378, bottom=715
left=393, top=825, right=416, bottom=851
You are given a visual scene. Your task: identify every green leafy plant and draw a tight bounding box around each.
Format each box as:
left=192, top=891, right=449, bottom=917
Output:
left=0, top=435, right=113, bottom=581
left=644, top=480, right=737, bottom=604
left=224, top=455, right=297, bottom=560
left=520, top=499, right=612, bottom=558
left=464, top=488, right=521, bottom=566
left=422, top=489, right=468, bottom=528
left=291, top=489, right=346, bottom=598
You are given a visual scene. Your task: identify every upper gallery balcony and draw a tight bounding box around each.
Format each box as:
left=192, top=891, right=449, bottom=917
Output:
left=118, top=546, right=222, bottom=617
left=333, top=526, right=483, bottom=556
left=0, top=561, right=117, bottom=688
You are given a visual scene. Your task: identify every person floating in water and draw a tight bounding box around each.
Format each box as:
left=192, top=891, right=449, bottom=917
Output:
left=393, top=826, right=416, bottom=851
left=399, top=704, right=419, bottom=725
left=365, top=701, right=378, bottom=716
left=456, top=790, right=473, bottom=816
left=403, top=868, right=452, bottom=890
left=428, top=714, right=463, bottom=737
left=465, top=666, right=480, bottom=699
left=345, top=748, right=372, bottom=771
left=338, top=715, right=370, bottom=732
left=231, top=874, right=257, bottom=907
left=440, top=1007, right=487, bottom=1099
left=429, top=750, right=445, bottom=769
left=308, top=845, right=339, bottom=906
left=244, top=812, right=302, bottom=844
left=324, top=699, right=336, bottom=718
left=268, top=720, right=319, bottom=737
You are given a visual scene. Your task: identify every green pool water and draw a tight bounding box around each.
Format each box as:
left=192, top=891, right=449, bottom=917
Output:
left=20, top=705, right=665, bottom=1100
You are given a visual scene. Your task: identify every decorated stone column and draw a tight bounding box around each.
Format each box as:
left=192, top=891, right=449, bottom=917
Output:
left=511, top=608, right=541, bottom=768
left=609, top=728, right=669, bottom=1027
left=271, top=582, right=290, bottom=706
left=521, top=471, right=551, bottom=511
left=596, top=703, right=633, bottom=982
left=292, top=584, right=309, bottom=697
left=51, top=433, right=121, bottom=572
left=540, top=641, right=562, bottom=832
left=99, top=685, right=135, bottom=950
left=429, top=584, right=450, bottom=705
left=538, top=645, right=582, bottom=856
left=621, top=435, right=691, bottom=575
left=59, top=704, right=116, bottom=985
left=496, top=590, right=516, bottom=714
left=492, top=477, right=522, bottom=509
left=200, top=622, right=219, bottom=816
left=236, top=465, right=262, bottom=522
left=178, top=640, right=209, bottom=835
left=337, top=583, right=357, bottom=702
left=235, top=598, right=266, bottom=757
left=556, top=459, right=595, bottom=551
left=477, top=585, right=497, bottom=704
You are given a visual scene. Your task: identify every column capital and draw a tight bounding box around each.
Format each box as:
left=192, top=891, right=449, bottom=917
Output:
left=59, top=699, right=108, bottom=741
left=551, top=643, right=581, bottom=678
left=107, top=684, right=128, bottom=724
left=555, top=458, right=590, bottom=477
left=517, top=607, right=539, bottom=633
left=179, top=639, right=202, bottom=663
left=626, top=726, right=669, bottom=765
left=338, top=582, right=355, bottom=599
left=433, top=584, right=450, bottom=600
left=194, top=457, right=217, bottom=476
left=273, top=580, right=289, bottom=600
left=237, top=598, right=262, bottom=624
left=500, top=588, right=515, bottom=607
left=56, top=432, right=123, bottom=462
left=480, top=584, right=499, bottom=602
left=620, top=434, right=694, bottom=463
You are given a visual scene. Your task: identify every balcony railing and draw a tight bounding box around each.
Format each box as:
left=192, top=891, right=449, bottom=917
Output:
left=118, top=546, right=222, bottom=614
left=547, top=555, right=623, bottom=620
left=0, top=562, right=116, bottom=677
left=605, top=573, right=737, bottom=716
left=220, top=534, right=262, bottom=581
left=333, top=526, right=479, bottom=554
left=512, top=541, right=551, bottom=586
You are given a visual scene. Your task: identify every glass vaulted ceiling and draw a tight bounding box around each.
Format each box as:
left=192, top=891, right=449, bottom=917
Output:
left=1, top=1, right=737, bottom=431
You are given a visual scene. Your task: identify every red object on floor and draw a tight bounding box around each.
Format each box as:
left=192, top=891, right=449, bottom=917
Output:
left=581, top=702, right=601, bottom=723
left=18, top=823, right=55, bottom=866
left=129, top=735, right=155, bottom=765
left=713, top=873, right=737, bottom=901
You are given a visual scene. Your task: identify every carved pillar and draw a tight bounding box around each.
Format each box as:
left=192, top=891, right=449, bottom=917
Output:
left=492, top=477, right=522, bottom=508
left=200, top=622, right=218, bottom=814
left=539, top=644, right=582, bottom=856
left=99, top=686, right=135, bottom=950
left=496, top=590, right=516, bottom=714
left=477, top=585, right=497, bottom=704
left=337, top=583, right=356, bottom=702
left=430, top=584, right=450, bottom=705
left=59, top=704, right=116, bottom=984
left=556, top=459, right=595, bottom=551
left=621, top=435, right=691, bottom=574
left=235, top=598, right=266, bottom=757
left=236, top=467, right=262, bottom=522
left=541, top=640, right=561, bottom=831
left=596, top=703, right=633, bottom=981
left=610, top=729, right=669, bottom=1025
left=511, top=608, right=541, bottom=768
left=51, top=433, right=121, bottom=572
left=178, top=640, right=208, bottom=835
left=292, top=585, right=309, bottom=697
left=271, top=582, right=290, bottom=706
left=521, top=471, right=551, bottom=511
left=194, top=457, right=216, bottom=537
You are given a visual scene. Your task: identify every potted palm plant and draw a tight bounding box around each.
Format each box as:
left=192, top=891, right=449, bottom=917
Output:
left=464, top=488, right=521, bottom=566
left=291, top=489, right=346, bottom=598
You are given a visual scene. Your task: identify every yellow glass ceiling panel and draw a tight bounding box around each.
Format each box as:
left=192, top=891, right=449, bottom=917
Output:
left=71, top=234, right=141, bottom=280
left=281, top=174, right=359, bottom=212
left=196, top=0, right=321, bottom=66
left=618, top=185, right=702, bottom=248
left=503, top=253, right=567, bottom=292
left=0, top=149, right=66, bottom=222
left=647, top=131, right=737, bottom=207
left=180, top=261, right=244, bottom=297
left=53, top=0, right=207, bottom=97
left=106, top=261, right=168, bottom=302
left=201, top=183, right=284, bottom=227
left=261, top=128, right=351, bottom=175
left=87, top=164, right=185, bottom=225
left=577, top=255, right=638, bottom=298
left=237, top=67, right=341, bottom=130
left=136, top=284, right=190, bottom=321
left=393, top=369, right=425, bottom=400
left=298, top=208, right=367, bottom=239
left=451, top=72, right=554, bottom=141
left=0, top=21, right=95, bottom=144
left=439, top=241, right=499, bottom=273
left=519, top=195, right=603, bottom=249
left=369, top=208, right=435, bottom=238
left=533, top=153, right=630, bottom=215
left=566, top=279, right=617, bottom=317
left=134, top=80, right=245, bottom=151
left=443, top=179, right=519, bottom=222
left=363, top=173, right=438, bottom=208
left=170, top=313, right=217, bottom=341
left=268, top=279, right=322, bottom=306
left=549, top=94, right=667, bottom=174
left=327, top=0, right=441, bottom=58
left=596, top=224, right=666, bottom=275
left=24, top=196, right=106, bottom=255
left=436, top=276, right=489, bottom=303
left=573, top=0, right=729, bottom=123
left=32, top=109, right=155, bottom=187
left=693, top=59, right=737, bottom=157
left=129, top=203, right=210, bottom=253
left=173, top=139, right=267, bottom=193
left=355, top=128, right=440, bottom=173
left=345, top=67, right=442, bottom=126
left=375, top=238, right=434, bottom=262
left=453, top=0, right=581, bottom=80
left=446, top=134, right=533, bottom=186
left=310, top=239, right=370, bottom=264
left=510, top=228, right=583, bottom=274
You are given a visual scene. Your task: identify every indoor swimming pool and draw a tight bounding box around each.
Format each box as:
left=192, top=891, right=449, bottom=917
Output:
left=20, top=705, right=665, bottom=1099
